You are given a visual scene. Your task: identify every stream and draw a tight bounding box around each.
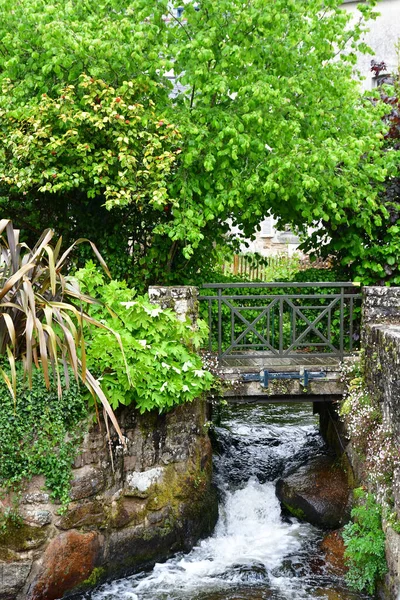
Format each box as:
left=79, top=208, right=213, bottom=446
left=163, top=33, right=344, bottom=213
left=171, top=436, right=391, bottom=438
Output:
left=81, top=402, right=369, bottom=600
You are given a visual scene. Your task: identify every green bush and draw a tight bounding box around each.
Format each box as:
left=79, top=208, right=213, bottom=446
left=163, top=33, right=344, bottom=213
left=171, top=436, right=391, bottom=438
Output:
left=74, top=262, right=214, bottom=413
left=0, top=366, right=88, bottom=505
left=343, top=488, right=388, bottom=595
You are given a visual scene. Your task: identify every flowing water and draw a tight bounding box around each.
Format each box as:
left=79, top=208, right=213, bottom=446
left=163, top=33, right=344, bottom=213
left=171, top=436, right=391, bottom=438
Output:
left=81, top=402, right=369, bottom=600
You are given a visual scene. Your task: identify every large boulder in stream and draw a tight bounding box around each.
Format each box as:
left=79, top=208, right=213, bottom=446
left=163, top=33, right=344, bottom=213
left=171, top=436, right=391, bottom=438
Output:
left=275, top=455, right=351, bottom=529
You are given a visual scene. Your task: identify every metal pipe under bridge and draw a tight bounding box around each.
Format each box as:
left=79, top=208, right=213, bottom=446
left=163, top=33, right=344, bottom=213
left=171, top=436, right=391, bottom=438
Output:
left=199, top=281, right=361, bottom=403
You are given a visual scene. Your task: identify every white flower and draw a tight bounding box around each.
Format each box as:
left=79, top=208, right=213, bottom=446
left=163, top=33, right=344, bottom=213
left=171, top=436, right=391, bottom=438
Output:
left=161, top=362, right=170, bottom=370
left=121, top=301, right=137, bottom=309
left=194, top=369, right=205, bottom=377
left=144, top=305, right=163, bottom=317
left=160, top=382, right=168, bottom=392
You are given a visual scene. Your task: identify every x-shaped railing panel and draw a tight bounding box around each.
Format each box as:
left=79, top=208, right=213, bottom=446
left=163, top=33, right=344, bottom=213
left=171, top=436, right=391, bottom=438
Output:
left=200, top=282, right=362, bottom=360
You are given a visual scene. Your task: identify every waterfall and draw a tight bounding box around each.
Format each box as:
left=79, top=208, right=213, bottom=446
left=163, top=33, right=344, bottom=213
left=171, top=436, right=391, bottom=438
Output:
left=82, top=403, right=368, bottom=600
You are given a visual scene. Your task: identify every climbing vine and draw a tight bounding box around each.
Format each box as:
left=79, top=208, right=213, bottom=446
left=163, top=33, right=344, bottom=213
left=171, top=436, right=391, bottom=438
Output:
left=0, top=364, right=89, bottom=505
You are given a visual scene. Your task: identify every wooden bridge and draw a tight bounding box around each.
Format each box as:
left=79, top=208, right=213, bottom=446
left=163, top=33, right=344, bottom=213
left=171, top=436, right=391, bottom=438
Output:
left=199, top=282, right=361, bottom=403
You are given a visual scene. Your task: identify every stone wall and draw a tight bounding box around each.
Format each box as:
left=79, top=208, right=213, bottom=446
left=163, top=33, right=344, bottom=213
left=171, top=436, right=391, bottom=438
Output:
left=0, top=286, right=217, bottom=600
left=317, top=287, right=400, bottom=599
left=0, top=399, right=217, bottom=600
left=362, top=287, right=400, bottom=599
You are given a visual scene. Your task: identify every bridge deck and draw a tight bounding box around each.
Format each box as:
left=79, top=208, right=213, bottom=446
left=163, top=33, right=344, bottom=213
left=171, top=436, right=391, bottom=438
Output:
left=219, top=352, right=340, bottom=371
left=213, top=352, right=348, bottom=402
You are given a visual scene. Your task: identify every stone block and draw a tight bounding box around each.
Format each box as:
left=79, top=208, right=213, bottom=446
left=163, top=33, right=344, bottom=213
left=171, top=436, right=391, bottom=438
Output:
left=124, top=467, right=164, bottom=498
left=0, top=522, right=49, bottom=552
left=21, top=493, right=50, bottom=506
left=0, top=561, right=31, bottom=600
left=28, top=530, right=102, bottom=600
left=148, top=285, right=199, bottom=324
left=70, top=466, right=105, bottom=501
left=363, top=286, right=400, bottom=326
left=384, top=527, right=400, bottom=600
left=57, top=501, right=106, bottom=530
left=21, top=509, right=52, bottom=527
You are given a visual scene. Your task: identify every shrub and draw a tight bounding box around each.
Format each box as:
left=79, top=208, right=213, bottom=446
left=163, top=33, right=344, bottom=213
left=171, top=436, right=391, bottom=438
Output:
left=74, top=262, right=214, bottom=412
left=343, top=488, right=388, bottom=595
left=0, top=220, right=125, bottom=442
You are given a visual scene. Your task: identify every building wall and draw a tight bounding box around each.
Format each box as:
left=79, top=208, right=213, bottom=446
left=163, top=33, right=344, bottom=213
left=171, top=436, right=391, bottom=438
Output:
left=343, top=0, right=400, bottom=91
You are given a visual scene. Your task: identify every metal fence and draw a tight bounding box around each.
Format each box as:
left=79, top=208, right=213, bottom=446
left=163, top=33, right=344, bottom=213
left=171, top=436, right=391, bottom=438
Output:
left=199, top=282, right=362, bottom=360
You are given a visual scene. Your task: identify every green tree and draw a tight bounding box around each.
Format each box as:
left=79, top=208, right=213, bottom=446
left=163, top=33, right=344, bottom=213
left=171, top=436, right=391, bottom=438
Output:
left=0, top=0, right=397, bottom=284
left=303, top=60, right=400, bottom=284
left=0, top=76, right=181, bottom=284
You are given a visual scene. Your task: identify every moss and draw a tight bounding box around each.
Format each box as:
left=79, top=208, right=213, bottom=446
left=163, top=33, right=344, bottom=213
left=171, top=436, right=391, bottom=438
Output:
left=283, top=502, right=306, bottom=521
left=82, top=566, right=106, bottom=588
left=0, top=520, right=48, bottom=551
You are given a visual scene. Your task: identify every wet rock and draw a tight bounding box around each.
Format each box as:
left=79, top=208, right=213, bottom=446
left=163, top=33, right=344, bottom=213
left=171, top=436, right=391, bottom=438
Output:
left=197, top=589, right=272, bottom=599
left=227, top=561, right=269, bottom=583
left=28, top=530, right=102, bottom=600
left=320, top=529, right=348, bottom=575
left=313, top=588, right=360, bottom=600
left=276, top=455, right=351, bottom=529
left=0, top=561, right=32, bottom=600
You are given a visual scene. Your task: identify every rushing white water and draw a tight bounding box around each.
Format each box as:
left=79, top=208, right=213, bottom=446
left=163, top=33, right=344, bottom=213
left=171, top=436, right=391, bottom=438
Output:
left=82, top=403, right=368, bottom=600
left=89, top=478, right=317, bottom=600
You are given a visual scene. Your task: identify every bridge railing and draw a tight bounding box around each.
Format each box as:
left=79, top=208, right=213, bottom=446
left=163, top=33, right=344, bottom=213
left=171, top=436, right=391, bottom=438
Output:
left=199, top=282, right=362, bottom=360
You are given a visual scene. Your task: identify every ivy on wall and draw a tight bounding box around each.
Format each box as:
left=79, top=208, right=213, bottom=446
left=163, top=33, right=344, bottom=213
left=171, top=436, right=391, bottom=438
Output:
left=0, top=365, right=89, bottom=505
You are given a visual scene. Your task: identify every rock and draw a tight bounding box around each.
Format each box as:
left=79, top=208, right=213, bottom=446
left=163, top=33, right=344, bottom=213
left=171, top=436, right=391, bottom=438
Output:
left=124, top=467, right=164, bottom=498
left=57, top=501, right=106, bottom=530
left=21, top=510, right=52, bottom=527
left=276, top=455, right=351, bottom=529
left=28, top=530, right=101, bottom=600
left=0, top=398, right=216, bottom=598
left=382, top=526, right=400, bottom=600
left=226, top=561, right=269, bottom=583
left=70, top=466, right=105, bottom=501
left=0, top=561, right=32, bottom=600
left=0, top=522, right=48, bottom=552
left=320, top=529, right=348, bottom=575
left=21, top=493, right=50, bottom=505
left=147, top=508, right=170, bottom=525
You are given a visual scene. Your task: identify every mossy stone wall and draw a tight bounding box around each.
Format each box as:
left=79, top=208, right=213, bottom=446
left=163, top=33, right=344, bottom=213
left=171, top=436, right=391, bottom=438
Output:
left=0, top=398, right=218, bottom=600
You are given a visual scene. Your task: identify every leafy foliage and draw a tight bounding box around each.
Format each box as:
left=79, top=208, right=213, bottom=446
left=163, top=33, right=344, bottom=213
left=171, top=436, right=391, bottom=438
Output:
left=0, top=0, right=168, bottom=101
left=303, top=59, right=400, bottom=285
left=1, top=76, right=181, bottom=211
left=0, top=220, right=124, bottom=441
left=0, top=0, right=397, bottom=285
left=343, top=488, right=388, bottom=595
left=0, top=365, right=88, bottom=505
left=74, top=262, right=213, bottom=412
left=0, top=76, right=182, bottom=287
